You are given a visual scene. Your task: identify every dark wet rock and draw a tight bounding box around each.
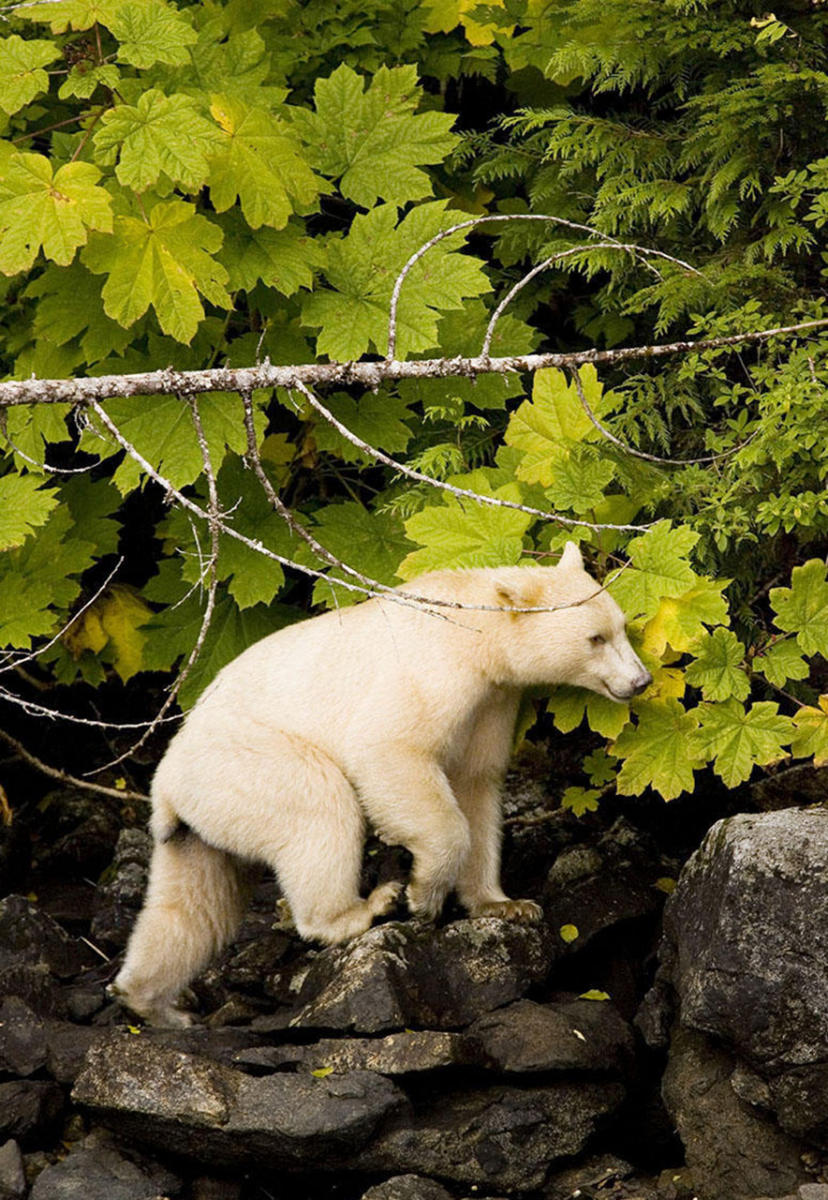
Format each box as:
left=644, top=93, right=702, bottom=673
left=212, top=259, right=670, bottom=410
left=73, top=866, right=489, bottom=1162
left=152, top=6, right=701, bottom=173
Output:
left=0, top=820, right=30, bottom=900
left=464, top=997, right=635, bottom=1075
left=29, top=1129, right=181, bottom=1200
left=189, top=1178, right=242, bottom=1200
left=90, top=830, right=151, bottom=949
left=43, top=1024, right=107, bottom=1086
left=235, top=1030, right=467, bottom=1076
left=0, top=998, right=48, bottom=1077
left=664, top=807, right=828, bottom=1148
left=73, top=1035, right=406, bottom=1168
left=287, top=918, right=555, bottom=1033
left=357, top=1079, right=625, bottom=1191
left=544, top=818, right=671, bottom=949
left=35, top=792, right=124, bottom=882
left=662, top=1027, right=810, bottom=1200
left=360, top=1176, right=453, bottom=1200
left=0, top=1081, right=64, bottom=1147
left=0, top=1140, right=25, bottom=1200
left=0, top=964, right=66, bottom=1019
left=0, top=895, right=95, bottom=979
left=64, top=986, right=106, bottom=1023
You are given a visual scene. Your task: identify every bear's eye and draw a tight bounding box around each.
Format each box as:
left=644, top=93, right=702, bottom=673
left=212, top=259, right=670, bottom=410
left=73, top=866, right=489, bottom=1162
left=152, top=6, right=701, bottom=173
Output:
left=589, top=634, right=606, bottom=647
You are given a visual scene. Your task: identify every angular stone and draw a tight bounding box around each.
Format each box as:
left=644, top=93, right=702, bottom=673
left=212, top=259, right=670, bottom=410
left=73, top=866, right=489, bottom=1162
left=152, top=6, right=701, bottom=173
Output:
left=361, top=1176, right=453, bottom=1200
left=357, top=1080, right=625, bottom=1191
left=0, top=895, right=94, bottom=978
left=29, top=1130, right=181, bottom=1200
left=543, top=1154, right=635, bottom=1200
left=235, top=1031, right=468, bottom=1077
left=287, top=918, right=555, bottom=1033
left=90, top=830, right=151, bottom=949
left=664, top=808, right=828, bottom=1146
left=0, top=1140, right=25, bottom=1200
left=464, top=998, right=634, bottom=1074
left=661, top=1027, right=809, bottom=1200
left=73, top=1035, right=406, bottom=1169
left=0, top=1082, right=64, bottom=1147
left=0, top=998, right=47, bottom=1077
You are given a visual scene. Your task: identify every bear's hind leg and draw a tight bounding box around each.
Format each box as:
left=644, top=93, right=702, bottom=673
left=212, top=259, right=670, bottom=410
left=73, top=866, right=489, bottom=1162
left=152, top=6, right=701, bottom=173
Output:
left=112, top=830, right=250, bottom=1026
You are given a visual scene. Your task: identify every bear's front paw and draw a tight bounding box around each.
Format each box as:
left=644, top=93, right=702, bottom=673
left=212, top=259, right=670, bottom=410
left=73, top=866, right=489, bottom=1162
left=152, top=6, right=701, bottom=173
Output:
left=469, top=898, right=543, bottom=923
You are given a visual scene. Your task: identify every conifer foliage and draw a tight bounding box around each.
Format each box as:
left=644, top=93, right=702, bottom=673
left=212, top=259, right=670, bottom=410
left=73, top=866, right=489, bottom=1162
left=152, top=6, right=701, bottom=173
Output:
left=1, top=0, right=827, bottom=801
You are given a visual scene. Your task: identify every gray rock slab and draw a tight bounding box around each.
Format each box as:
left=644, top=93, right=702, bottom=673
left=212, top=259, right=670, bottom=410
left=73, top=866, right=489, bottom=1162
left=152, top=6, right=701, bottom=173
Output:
left=73, top=1034, right=406, bottom=1169
left=29, top=1130, right=181, bottom=1200
left=0, top=1141, right=25, bottom=1200
left=464, top=997, right=634, bottom=1074
left=235, top=1030, right=468, bottom=1076
left=0, top=1081, right=64, bottom=1146
left=664, top=807, right=828, bottom=1145
left=0, top=895, right=94, bottom=978
left=356, top=1079, right=625, bottom=1191
left=287, top=918, right=555, bottom=1033
left=0, top=998, right=48, bottom=1077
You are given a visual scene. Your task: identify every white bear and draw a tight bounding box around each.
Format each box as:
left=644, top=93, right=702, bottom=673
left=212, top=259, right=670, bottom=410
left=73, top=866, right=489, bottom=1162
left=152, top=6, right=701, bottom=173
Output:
left=113, top=543, right=650, bottom=1025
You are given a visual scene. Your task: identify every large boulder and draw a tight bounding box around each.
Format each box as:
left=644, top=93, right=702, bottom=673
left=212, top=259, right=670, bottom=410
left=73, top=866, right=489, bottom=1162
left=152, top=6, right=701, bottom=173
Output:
left=655, top=807, right=828, bottom=1199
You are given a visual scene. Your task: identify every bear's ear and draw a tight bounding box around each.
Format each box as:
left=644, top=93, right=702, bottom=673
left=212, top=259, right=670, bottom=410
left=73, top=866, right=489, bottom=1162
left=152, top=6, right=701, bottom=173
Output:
left=558, top=541, right=584, bottom=571
left=495, top=573, right=541, bottom=611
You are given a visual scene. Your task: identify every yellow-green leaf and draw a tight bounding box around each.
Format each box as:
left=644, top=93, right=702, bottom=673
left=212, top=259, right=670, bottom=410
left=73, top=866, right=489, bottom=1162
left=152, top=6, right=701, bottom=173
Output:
left=0, top=35, right=59, bottom=115
left=559, top=923, right=579, bottom=943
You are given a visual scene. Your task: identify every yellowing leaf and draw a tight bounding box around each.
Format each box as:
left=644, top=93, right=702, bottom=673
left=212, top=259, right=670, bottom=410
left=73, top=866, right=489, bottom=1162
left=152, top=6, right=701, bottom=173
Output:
left=790, top=696, right=828, bottom=766
left=560, top=787, right=601, bottom=817
left=422, top=0, right=514, bottom=45
left=641, top=578, right=730, bottom=657
left=63, top=584, right=152, bottom=682
left=654, top=877, right=677, bottom=894
left=559, top=923, right=579, bottom=943
left=22, top=0, right=123, bottom=34
left=770, top=559, right=828, bottom=658
left=311, top=1066, right=334, bottom=1078
left=0, top=153, right=113, bottom=274
left=578, top=989, right=610, bottom=1001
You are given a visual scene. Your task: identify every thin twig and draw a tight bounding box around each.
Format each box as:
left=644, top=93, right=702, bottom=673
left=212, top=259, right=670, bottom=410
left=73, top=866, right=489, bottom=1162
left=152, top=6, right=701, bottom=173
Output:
left=0, top=727, right=148, bottom=803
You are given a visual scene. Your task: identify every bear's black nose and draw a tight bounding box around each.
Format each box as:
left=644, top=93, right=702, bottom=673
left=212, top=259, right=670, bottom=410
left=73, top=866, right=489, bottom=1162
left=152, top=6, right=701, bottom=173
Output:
left=632, top=669, right=652, bottom=695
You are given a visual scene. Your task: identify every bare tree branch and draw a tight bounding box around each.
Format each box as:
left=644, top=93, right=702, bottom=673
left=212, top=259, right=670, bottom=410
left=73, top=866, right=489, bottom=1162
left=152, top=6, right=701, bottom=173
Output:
left=0, top=727, right=148, bottom=803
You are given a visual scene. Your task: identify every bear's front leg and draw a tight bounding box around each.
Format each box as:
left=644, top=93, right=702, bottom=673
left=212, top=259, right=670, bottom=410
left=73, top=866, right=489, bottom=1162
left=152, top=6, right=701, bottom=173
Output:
left=453, top=769, right=542, bottom=924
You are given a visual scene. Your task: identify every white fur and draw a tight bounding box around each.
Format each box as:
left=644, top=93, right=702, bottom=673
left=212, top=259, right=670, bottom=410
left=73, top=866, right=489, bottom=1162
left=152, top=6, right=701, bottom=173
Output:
left=113, top=547, right=650, bottom=1025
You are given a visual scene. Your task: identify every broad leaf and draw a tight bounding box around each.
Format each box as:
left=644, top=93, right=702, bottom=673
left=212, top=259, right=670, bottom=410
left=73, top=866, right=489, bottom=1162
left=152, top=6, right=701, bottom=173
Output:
left=641, top=578, right=730, bottom=657
left=108, top=1, right=197, bottom=68
left=63, top=584, right=152, bottom=682
left=217, top=212, right=323, bottom=294
left=0, top=474, right=59, bottom=549
left=293, top=63, right=457, bottom=208
left=609, top=522, right=700, bottom=622
left=82, top=199, right=230, bottom=343
left=770, top=559, right=828, bottom=657
left=613, top=699, right=703, bottom=800
left=693, top=699, right=792, bottom=788
left=0, top=36, right=59, bottom=115
left=93, top=91, right=221, bottom=192
left=790, top=696, right=828, bottom=766
left=0, top=154, right=113, bottom=274
left=311, top=501, right=414, bottom=606
left=548, top=686, right=631, bottom=739
left=752, top=638, right=810, bottom=688
left=685, top=627, right=749, bottom=701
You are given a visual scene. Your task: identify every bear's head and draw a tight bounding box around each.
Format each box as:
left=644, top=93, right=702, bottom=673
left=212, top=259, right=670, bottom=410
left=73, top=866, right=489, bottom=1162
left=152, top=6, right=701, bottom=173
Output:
left=492, top=542, right=652, bottom=700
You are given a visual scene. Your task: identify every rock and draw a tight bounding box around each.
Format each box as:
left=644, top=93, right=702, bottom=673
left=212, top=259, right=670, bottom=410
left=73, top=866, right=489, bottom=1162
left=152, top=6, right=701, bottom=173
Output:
left=287, top=918, right=555, bottom=1033
left=73, top=1035, right=406, bottom=1169
left=664, top=808, right=828, bottom=1147
left=0, top=1082, right=64, bottom=1146
left=360, top=1176, right=453, bottom=1200
left=29, top=1129, right=181, bottom=1200
left=542, top=1153, right=635, bottom=1200
left=661, top=1027, right=810, bottom=1200
left=235, top=1030, right=467, bottom=1076
left=42, top=1024, right=104, bottom=1085
left=189, top=1179, right=242, bottom=1200
left=464, top=997, right=635, bottom=1074
left=544, top=818, right=671, bottom=949
left=357, top=1080, right=625, bottom=1191
left=0, top=895, right=95, bottom=978
left=90, top=830, right=151, bottom=948
left=0, top=1140, right=25, bottom=1200
left=0, top=997, right=48, bottom=1076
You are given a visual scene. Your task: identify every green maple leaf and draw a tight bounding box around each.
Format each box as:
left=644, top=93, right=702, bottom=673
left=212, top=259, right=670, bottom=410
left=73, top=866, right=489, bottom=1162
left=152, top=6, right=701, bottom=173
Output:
left=217, top=211, right=323, bottom=294
left=685, top=627, right=749, bottom=701
left=504, top=366, right=619, bottom=487
left=0, top=35, right=59, bottom=115
left=752, top=638, right=810, bottom=688
left=58, top=63, right=121, bottom=100
left=613, top=699, right=703, bottom=800
left=26, top=261, right=133, bottom=362
left=548, top=686, right=631, bottom=739
left=207, top=94, right=319, bottom=230
left=0, top=153, right=113, bottom=274
left=544, top=446, right=616, bottom=515
left=310, top=501, right=414, bottom=607
left=313, top=391, right=415, bottom=463
left=0, top=473, right=59, bottom=550
left=302, top=201, right=489, bottom=359
left=108, top=1, right=197, bottom=68
left=82, top=199, right=230, bottom=343
left=770, top=559, right=828, bottom=657
left=693, top=699, right=792, bottom=788
left=583, top=748, right=619, bottom=786
left=93, top=91, right=221, bottom=192
left=790, top=696, right=828, bottom=766
left=609, top=522, right=699, bottom=622
left=398, top=470, right=531, bottom=579
left=80, top=391, right=252, bottom=494
left=561, top=787, right=602, bottom=817
left=292, top=63, right=457, bottom=208
left=3, top=402, right=72, bottom=470
left=21, top=0, right=122, bottom=33
left=187, top=27, right=273, bottom=103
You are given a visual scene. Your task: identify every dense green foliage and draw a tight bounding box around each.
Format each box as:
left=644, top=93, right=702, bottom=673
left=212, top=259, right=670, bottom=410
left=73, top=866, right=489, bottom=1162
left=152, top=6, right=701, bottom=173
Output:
left=1, top=0, right=827, bottom=801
